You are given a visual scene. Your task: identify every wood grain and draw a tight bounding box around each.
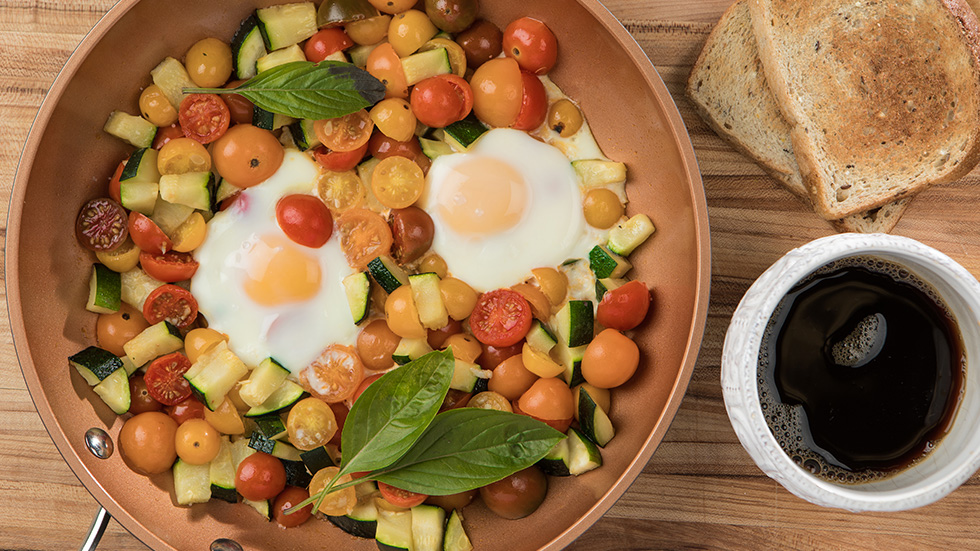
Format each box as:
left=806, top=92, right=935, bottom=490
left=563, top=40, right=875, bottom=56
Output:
left=3, top=0, right=980, bottom=549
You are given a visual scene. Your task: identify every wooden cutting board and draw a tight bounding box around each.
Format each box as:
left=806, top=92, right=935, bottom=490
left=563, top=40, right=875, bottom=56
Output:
left=2, top=0, right=979, bottom=549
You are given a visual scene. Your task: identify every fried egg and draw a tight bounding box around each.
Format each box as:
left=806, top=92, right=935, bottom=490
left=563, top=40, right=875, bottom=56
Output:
left=191, top=151, right=358, bottom=373
left=419, top=128, right=605, bottom=292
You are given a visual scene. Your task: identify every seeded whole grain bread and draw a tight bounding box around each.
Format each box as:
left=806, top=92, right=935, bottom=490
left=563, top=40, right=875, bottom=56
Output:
left=748, top=0, right=980, bottom=220
left=686, top=0, right=910, bottom=233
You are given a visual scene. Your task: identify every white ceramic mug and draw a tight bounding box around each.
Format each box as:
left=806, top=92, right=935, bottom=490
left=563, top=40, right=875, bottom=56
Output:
left=722, top=233, right=980, bottom=511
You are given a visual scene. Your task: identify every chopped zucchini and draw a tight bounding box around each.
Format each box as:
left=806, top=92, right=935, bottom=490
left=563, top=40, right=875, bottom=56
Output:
left=328, top=512, right=378, bottom=539
left=123, top=321, right=183, bottom=367
left=173, top=459, right=212, bottom=506
left=572, top=159, right=627, bottom=187
left=348, top=43, right=379, bottom=67
left=69, top=346, right=124, bottom=386
left=209, top=437, right=237, bottom=503
left=368, top=255, right=409, bottom=293
left=607, top=214, right=656, bottom=256
left=231, top=14, right=267, bottom=80
left=537, top=438, right=571, bottom=477
left=103, top=111, right=157, bottom=148
left=342, top=272, right=372, bottom=325
left=392, top=338, right=432, bottom=365
left=230, top=437, right=258, bottom=471
left=316, top=0, right=379, bottom=27
left=150, top=199, right=195, bottom=237
left=256, top=43, right=307, bottom=74
left=419, top=137, right=453, bottom=160
left=120, top=267, right=164, bottom=311
left=450, top=359, right=490, bottom=393
left=410, top=273, right=448, bottom=329
left=443, top=115, right=487, bottom=150
left=375, top=497, right=414, bottom=551
left=120, top=147, right=161, bottom=184
left=283, top=459, right=313, bottom=487
left=589, top=245, right=632, bottom=279
left=119, top=181, right=159, bottom=216
left=238, top=357, right=289, bottom=408
left=566, top=427, right=602, bottom=475
left=184, top=341, right=250, bottom=410
left=555, top=300, right=594, bottom=348
left=412, top=504, right=446, bottom=551
left=577, top=387, right=615, bottom=447
left=244, top=498, right=273, bottom=520
left=121, top=355, right=140, bottom=376
left=525, top=320, right=557, bottom=353
left=328, top=485, right=379, bottom=538
left=86, top=264, right=121, bottom=314
left=251, top=413, right=287, bottom=439
left=92, top=367, right=131, bottom=415
left=159, top=172, right=212, bottom=211
left=245, top=380, right=306, bottom=417
left=355, top=157, right=387, bottom=211
left=288, top=119, right=321, bottom=150
left=442, top=509, right=473, bottom=551
left=248, top=431, right=303, bottom=461
left=256, top=2, right=318, bottom=50
left=402, top=47, right=451, bottom=86
left=213, top=178, right=240, bottom=208
left=150, top=57, right=195, bottom=112
left=555, top=341, right=587, bottom=387
left=300, top=445, right=335, bottom=475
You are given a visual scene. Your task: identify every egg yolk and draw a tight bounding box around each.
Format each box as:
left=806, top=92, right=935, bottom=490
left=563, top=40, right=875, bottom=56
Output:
left=243, top=235, right=321, bottom=306
left=436, top=157, right=528, bottom=235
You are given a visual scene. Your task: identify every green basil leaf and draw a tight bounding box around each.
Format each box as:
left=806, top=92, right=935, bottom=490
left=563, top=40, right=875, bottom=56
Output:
left=338, top=349, right=455, bottom=475
left=185, top=61, right=385, bottom=120
left=369, top=408, right=566, bottom=495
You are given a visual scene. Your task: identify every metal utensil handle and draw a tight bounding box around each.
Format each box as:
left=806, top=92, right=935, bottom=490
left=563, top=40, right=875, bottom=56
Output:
left=80, top=506, right=111, bottom=551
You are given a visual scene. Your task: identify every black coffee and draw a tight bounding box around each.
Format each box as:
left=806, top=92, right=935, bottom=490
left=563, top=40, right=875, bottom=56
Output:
left=757, top=256, right=965, bottom=484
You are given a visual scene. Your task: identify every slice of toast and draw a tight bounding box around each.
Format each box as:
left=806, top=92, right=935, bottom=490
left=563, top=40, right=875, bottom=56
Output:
left=748, top=0, right=980, bottom=220
left=686, top=0, right=910, bottom=233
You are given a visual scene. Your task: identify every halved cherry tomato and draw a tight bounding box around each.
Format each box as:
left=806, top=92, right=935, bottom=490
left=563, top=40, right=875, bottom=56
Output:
left=298, top=345, right=365, bottom=403
left=76, top=198, right=128, bottom=252
left=129, top=375, right=164, bottom=414
left=378, top=482, right=428, bottom=508
left=108, top=160, right=126, bottom=203
left=368, top=133, right=431, bottom=173
left=144, top=352, right=193, bottom=406
left=366, top=42, right=409, bottom=99
left=143, top=284, right=199, bottom=328
left=352, top=373, right=383, bottom=402
left=315, top=110, right=374, bottom=153
left=165, top=396, right=206, bottom=424
left=152, top=123, right=184, bottom=150
left=371, top=156, right=424, bottom=209
left=305, top=28, right=354, bottom=62
left=178, top=93, right=230, bottom=144
left=128, top=211, right=172, bottom=254
left=273, top=486, right=313, bottom=528
left=236, top=452, right=286, bottom=501
left=469, top=289, right=533, bottom=347
left=596, top=280, right=651, bottom=331
left=336, top=208, right=394, bottom=269
left=139, top=250, right=199, bottom=282
left=276, top=194, right=334, bottom=248
left=410, top=74, right=474, bottom=128
left=313, top=142, right=368, bottom=172
left=212, top=124, right=284, bottom=188
left=512, top=71, right=547, bottom=131
left=502, top=17, right=558, bottom=75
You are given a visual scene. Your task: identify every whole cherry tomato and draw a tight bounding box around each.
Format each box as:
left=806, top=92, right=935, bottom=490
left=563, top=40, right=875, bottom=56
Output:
left=390, top=206, right=435, bottom=263
left=276, top=194, right=334, bottom=248
left=502, top=17, right=558, bottom=74
left=581, top=328, right=640, bottom=389
left=139, top=250, right=200, bottom=282
left=596, top=280, right=651, bottom=331
left=129, top=375, right=164, bottom=414
left=469, top=289, right=532, bottom=347
left=517, top=377, right=574, bottom=421
left=368, top=133, right=430, bottom=173
left=478, top=340, right=524, bottom=371
left=378, top=482, right=428, bottom=508
left=470, top=57, right=522, bottom=128
left=313, top=142, right=368, bottom=172
left=410, top=74, right=473, bottom=128
left=236, top=452, right=287, bottom=501
left=128, top=211, right=172, bottom=254
left=212, top=124, right=284, bottom=188
left=178, top=93, right=231, bottom=144
left=352, top=373, right=383, bottom=402
left=143, top=352, right=193, bottom=406
left=97, top=303, right=149, bottom=356
left=118, top=411, right=178, bottom=475
left=223, top=80, right=254, bottom=125
left=273, top=486, right=313, bottom=528
left=479, top=467, right=548, bottom=519
left=305, top=28, right=354, bottom=62
left=166, top=396, right=206, bottom=424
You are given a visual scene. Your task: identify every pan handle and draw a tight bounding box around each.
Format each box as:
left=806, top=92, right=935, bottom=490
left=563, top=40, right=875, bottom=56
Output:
left=80, top=506, right=111, bottom=551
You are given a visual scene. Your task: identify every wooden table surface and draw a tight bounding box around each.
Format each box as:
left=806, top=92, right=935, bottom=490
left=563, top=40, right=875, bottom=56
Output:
left=4, top=0, right=980, bottom=549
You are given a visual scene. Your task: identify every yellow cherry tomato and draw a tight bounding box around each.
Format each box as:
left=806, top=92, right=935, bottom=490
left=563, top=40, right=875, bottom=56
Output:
left=471, top=57, right=522, bottom=128
left=521, top=343, right=564, bottom=378
left=185, top=38, right=233, bottom=88
left=183, top=328, right=228, bottom=364
left=139, top=84, right=178, bottom=127
left=581, top=328, right=640, bottom=389
left=442, top=333, right=482, bottom=363
left=385, top=285, right=427, bottom=339
left=287, top=397, right=338, bottom=451
left=367, top=0, right=416, bottom=15
left=511, top=283, right=551, bottom=319
left=468, top=391, right=513, bottom=412
left=439, top=277, right=477, bottom=320
left=347, top=14, right=392, bottom=45
left=157, top=137, right=211, bottom=175
left=388, top=9, right=438, bottom=57
left=119, top=411, right=178, bottom=475
left=96, top=238, right=140, bottom=273
left=489, top=355, right=538, bottom=401
left=203, top=397, right=245, bottom=435
left=419, top=253, right=448, bottom=279
left=366, top=43, right=409, bottom=99
left=370, top=98, right=417, bottom=142
left=371, top=156, right=424, bottom=209
left=531, top=267, right=567, bottom=307
left=308, top=466, right=357, bottom=515
left=316, top=170, right=366, bottom=212
left=175, top=418, right=221, bottom=465
left=171, top=212, right=207, bottom=252
left=583, top=188, right=624, bottom=229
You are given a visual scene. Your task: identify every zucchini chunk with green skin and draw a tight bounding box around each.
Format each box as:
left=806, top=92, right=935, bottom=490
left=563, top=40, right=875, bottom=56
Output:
left=120, top=147, right=160, bottom=184
left=402, top=47, right=452, bottom=86
left=419, top=137, right=453, bottom=160
left=537, top=437, right=572, bottom=477
left=412, top=504, right=446, bottom=551
left=577, top=387, right=615, bottom=447
left=248, top=431, right=303, bottom=461
left=149, top=199, right=194, bottom=237
left=87, top=264, right=121, bottom=314
left=209, top=437, right=237, bottom=503
left=368, top=255, right=409, bottom=294
left=119, top=181, right=159, bottom=216
left=392, top=337, right=433, bottom=365
left=238, top=357, right=289, bottom=408
left=607, top=214, right=656, bottom=256
left=244, top=380, right=306, bottom=417
left=595, top=277, right=626, bottom=301
left=442, top=509, right=473, bottom=551
left=282, top=459, right=313, bottom=487
left=343, top=272, right=372, bottom=325
left=103, top=111, right=157, bottom=148
left=231, top=13, right=267, bottom=80
left=288, top=119, right=322, bottom=151
left=525, top=320, right=558, bottom=354
left=375, top=497, right=414, bottom=551
left=123, top=321, right=183, bottom=368
left=255, top=43, right=307, bottom=74
left=410, top=272, right=449, bottom=329
left=450, top=359, right=490, bottom=392
left=328, top=485, right=380, bottom=538
left=566, top=427, right=602, bottom=475
left=299, top=445, right=334, bottom=474
left=251, top=413, right=287, bottom=439
left=443, top=114, right=487, bottom=150
left=256, top=2, right=318, bottom=51
left=555, top=300, right=595, bottom=348
left=244, top=498, right=273, bottom=520
left=329, top=514, right=378, bottom=539
left=555, top=340, right=587, bottom=387
left=120, top=267, right=164, bottom=312
left=173, top=459, right=212, bottom=506
left=92, top=366, right=131, bottom=415
left=149, top=57, right=195, bottom=113
left=70, top=346, right=124, bottom=386
left=589, top=244, right=632, bottom=279
left=184, top=341, right=249, bottom=411
left=230, top=437, right=258, bottom=472
left=159, top=172, right=212, bottom=211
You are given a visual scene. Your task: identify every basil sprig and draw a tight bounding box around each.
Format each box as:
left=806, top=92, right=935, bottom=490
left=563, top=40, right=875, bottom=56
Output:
left=183, top=61, right=385, bottom=120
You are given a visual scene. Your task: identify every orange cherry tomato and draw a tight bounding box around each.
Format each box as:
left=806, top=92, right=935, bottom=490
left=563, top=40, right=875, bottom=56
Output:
left=517, top=377, right=574, bottom=420
left=596, top=281, right=651, bottom=331
left=512, top=71, right=547, bottom=131
left=313, top=142, right=368, bottom=172
left=128, top=211, right=172, bottom=254
left=502, top=17, right=558, bottom=75
left=212, top=124, right=284, bottom=188
left=174, top=418, right=221, bottom=464
left=236, top=452, right=286, bottom=501
left=315, top=110, right=375, bottom=153
left=410, top=74, right=474, bottom=128
left=178, top=93, right=230, bottom=144
left=366, top=43, right=409, bottom=99
left=152, top=123, right=184, bottom=150
left=273, top=486, right=313, bottom=528
left=469, top=289, right=532, bottom=347
left=378, top=482, right=428, bottom=508
left=511, top=399, right=572, bottom=433
left=129, top=374, right=164, bottom=414
left=305, top=28, right=354, bottom=62
left=353, top=373, right=383, bottom=402
left=276, top=194, right=334, bottom=248
left=581, top=328, right=640, bottom=389
left=336, top=208, right=393, bottom=270
left=298, top=345, right=366, bottom=403
left=108, top=160, right=125, bottom=203
left=489, top=354, right=538, bottom=401
left=97, top=303, right=149, bottom=356
left=143, top=352, right=193, bottom=406
left=356, top=319, right=401, bottom=370
left=139, top=250, right=199, bottom=282
left=470, top=57, right=522, bottom=128
left=119, top=411, right=178, bottom=475
left=143, top=284, right=199, bottom=328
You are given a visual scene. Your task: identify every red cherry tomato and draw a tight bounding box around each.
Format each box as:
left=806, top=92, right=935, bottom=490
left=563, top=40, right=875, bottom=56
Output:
left=276, top=194, right=334, bottom=248
left=410, top=74, right=474, bottom=128
left=165, top=396, right=206, bottom=424
left=511, top=400, right=572, bottom=433
left=143, top=352, right=193, bottom=406
left=143, top=284, right=199, bottom=328
left=305, top=28, right=354, bottom=62
left=313, top=142, right=368, bottom=172
left=128, top=211, right=172, bottom=254
left=512, top=71, right=547, bottom=131
left=139, top=250, right=200, bottom=282
left=367, top=133, right=431, bottom=173
left=273, top=486, right=313, bottom=528
left=502, top=17, right=558, bottom=75
left=108, top=160, right=126, bottom=203
left=469, top=289, right=533, bottom=347
left=352, top=373, right=383, bottom=403
left=153, top=123, right=184, bottom=149
left=478, top=340, right=524, bottom=371
left=328, top=402, right=348, bottom=447
left=223, top=80, right=254, bottom=125
left=596, top=281, right=651, bottom=331
left=178, top=93, right=231, bottom=144
left=378, top=482, right=428, bottom=508
left=129, top=375, right=164, bottom=414
left=236, top=452, right=287, bottom=501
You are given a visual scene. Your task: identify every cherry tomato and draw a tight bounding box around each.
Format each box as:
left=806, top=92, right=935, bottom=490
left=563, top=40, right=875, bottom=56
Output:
left=456, top=19, right=503, bottom=68
left=118, top=411, right=178, bottom=475
left=178, top=93, right=230, bottom=144
left=276, top=194, right=334, bottom=248
left=212, top=124, right=285, bottom=188
left=143, top=284, right=199, bottom=328
left=502, top=17, right=558, bottom=75
left=478, top=341, right=524, bottom=371
left=165, top=396, right=206, bottom=425
left=596, top=281, right=651, bottom=331
left=368, top=133, right=430, bottom=172
left=175, top=418, right=221, bottom=464
left=425, top=489, right=477, bottom=511
left=581, top=328, right=640, bottom=389
left=144, top=352, right=193, bottom=406
left=488, top=354, right=538, bottom=401
left=518, top=377, right=574, bottom=420
left=371, top=156, right=424, bottom=209
left=469, top=289, right=532, bottom=347
left=356, top=319, right=401, bottom=370
left=184, top=327, right=228, bottom=364
left=316, top=169, right=366, bottom=212
left=470, top=57, right=523, bottom=128
left=128, top=211, right=172, bottom=254
left=236, top=452, right=287, bottom=501
left=370, top=98, right=417, bottom=142
left=426, top=318, right=463, bottom=349
left=385, top=285, right=427, bottom=339
left=203, top=396, right=245, bottom=435
left=352, top=373, right=383, bottom=402
left=479, top=467, right=547, bottom=519
left=76, top=198, right=128, bottom=252
left=108, top=160, right=125, bottom=203
left=139, top=250, right=199, bottom=282
left=336, top=208, right=393, bottom=270
left=223, top=80, right=255, bottom=125
left=129, top=375, right=164, bottom=414
left=273, top=486, right=313, bottom=528
left=184, top=38, right=233, bottom=88
left=439, top=389, right=472, bottom=412
left=512, top=71, right=547, bottom=131
left=305, top=28, right=354, bottom=62
left=313, top=142, right=368, bottom=172
left=152, top=123, right=184, bottom=149
left=286, top=397, right=338, bottom=450
left=308, top=466, right=356, bottom=515
left=366, top=43, right=409, bottom=99
left=378, top=482, right=428, bottom=508
left=157, top=137, right=212, bottom=175
left=97, top=303, right=149, bottom=356
left=410, top=74, right=474, bottom=128
left=512, top=400, right=572, bottom=433
left=315, top=110, right=374, bottom=153
left=328, top=402, right=348, bottom=446
left=298, top=345, right=365, bottom=403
